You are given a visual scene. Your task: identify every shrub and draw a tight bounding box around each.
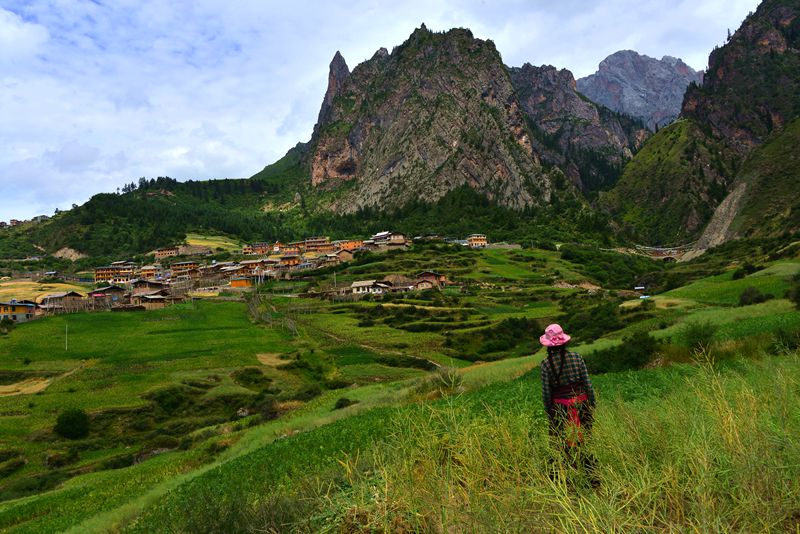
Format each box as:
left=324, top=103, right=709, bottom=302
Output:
left=324, top=379, right=351, bottom=390
left=333, top=397, right=357, bottom=410
left=738, top=286, right=772, bottom=306
left=0, top=457, right=26, bottom=478
left=291, top=384, right=322, bottom=401
left=0, top=317, right=14, bottom=336
left=584, top=331, right=660, bottom=374
left=99, top=453, right=135, bottom=470
left=787, top=279, right=800, bottom=310
left=682, top=321, right=718, bottom=351
left=254, top=396, right=278, bottom=421
left=44, top=449, right=79, bottom=469
left=54, top=408, right=90, bottom=440
left=732, top=262, right=759, bottom=279
left=773, top=328, right=800, bottom=354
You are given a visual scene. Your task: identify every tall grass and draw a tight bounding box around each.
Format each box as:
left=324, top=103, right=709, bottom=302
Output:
left=316, top=353, right=800, bottom=532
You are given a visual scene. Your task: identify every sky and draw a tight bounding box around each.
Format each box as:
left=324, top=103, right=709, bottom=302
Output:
left=0, top=0, right=761, bottom=221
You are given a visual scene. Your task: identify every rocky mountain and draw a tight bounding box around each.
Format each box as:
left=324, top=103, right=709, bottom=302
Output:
left=510, top=64, right=647, bottom=191
left=603, top=0, right=800, bottom=246
left=577, top=50, right=704, bottom=130
left=308, top=25, right=648, bottom=214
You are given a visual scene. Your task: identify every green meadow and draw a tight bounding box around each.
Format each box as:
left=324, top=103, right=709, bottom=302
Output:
left=0, top=243, right=799, bottom=531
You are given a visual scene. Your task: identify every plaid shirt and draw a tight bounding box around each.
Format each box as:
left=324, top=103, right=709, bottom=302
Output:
left=540, top=351, right=596, bottom=417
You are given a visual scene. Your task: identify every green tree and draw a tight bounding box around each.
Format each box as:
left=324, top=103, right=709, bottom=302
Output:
left=54, top=408, right=90, bottom=439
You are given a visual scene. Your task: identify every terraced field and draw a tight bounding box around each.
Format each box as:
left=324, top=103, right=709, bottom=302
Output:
left=0, top=244, right=799, bottom=531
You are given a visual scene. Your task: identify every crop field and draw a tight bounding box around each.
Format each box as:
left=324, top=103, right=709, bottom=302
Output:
left=0, top=243, right=799, bottom=531
left=0, top=279, right=92, bottom=302
left=184, top=233, right=243, bottom=252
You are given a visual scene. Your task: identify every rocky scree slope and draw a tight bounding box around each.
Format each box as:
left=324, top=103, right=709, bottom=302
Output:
left=577, top=50, right=704, bottom=131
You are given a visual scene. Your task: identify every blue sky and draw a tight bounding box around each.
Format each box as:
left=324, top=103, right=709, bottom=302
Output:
left=0, top=0, right=760, bottom=220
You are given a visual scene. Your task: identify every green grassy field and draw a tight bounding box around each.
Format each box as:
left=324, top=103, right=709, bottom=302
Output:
left=0, top=244, right=799, bottom=531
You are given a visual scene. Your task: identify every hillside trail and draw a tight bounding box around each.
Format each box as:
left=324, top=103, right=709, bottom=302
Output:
left=0, top=363, right=86, bottom=397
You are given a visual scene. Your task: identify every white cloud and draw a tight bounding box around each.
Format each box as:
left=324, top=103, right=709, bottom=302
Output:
left=0, top=0, right=761, bottom=220
left=0, top=7, right=49, bottom=64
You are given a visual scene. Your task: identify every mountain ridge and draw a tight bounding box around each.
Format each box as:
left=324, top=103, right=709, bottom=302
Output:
left=577, top=50, right=704, bottom=130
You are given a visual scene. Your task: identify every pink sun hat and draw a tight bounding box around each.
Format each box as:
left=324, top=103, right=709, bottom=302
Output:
left=540, top=324, right=571, bottom=347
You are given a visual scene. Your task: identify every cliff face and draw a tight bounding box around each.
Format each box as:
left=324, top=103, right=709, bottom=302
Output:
left=683, top=2, right=800, bottom=156
left=308, top=26, right=648, bottom=214
left=510, top=64, right=648, bottom=191
left=577, top=50, right=704, bottom=130
left=310, top=26, right=551, bottom=213
left=603, top=0, right=800, bottom=245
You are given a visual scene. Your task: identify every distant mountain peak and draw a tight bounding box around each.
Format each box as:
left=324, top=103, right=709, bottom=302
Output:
left=577, top=50, right=703, bottom=130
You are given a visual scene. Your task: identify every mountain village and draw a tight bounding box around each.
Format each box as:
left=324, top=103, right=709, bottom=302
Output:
left=0, top=232, right=496, bottom=323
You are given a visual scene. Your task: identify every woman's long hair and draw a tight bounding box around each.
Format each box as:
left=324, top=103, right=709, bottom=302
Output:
left=546, top=345, right=568, bottom=383
left=547, top=345, right=567, bottom=361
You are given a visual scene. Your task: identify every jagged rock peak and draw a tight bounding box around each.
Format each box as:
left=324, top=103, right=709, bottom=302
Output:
left=372, top=47, right=389, bottom=60
left=577, top=49, right=703, bottom=130
left=313, top=51, right=351, bottom=138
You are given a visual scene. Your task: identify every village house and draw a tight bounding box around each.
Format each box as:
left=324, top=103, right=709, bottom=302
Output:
left=230, top=277, right=255, bottom=288
left=39, top=291, right=85, bottom=314
left=239, top=259, right=270, bottom=275
left=94, top=261, right=136, bottom=284
left=9, top=219, right=22, bottom=227
left=336, top=239, right=364, bottom=251
left=171, top=261, right=199, bottom=275
left=351, top=280, right=392, bottom=296
left=334, top=249, right=355, bottom=262
left=467, top=234, right=488, bottom=248
left=89, top=285, right=127, bottom=307
left=0, top=300, right=36, bottom=323
left=279, top=243, right=301, bottom=255
left=131, top=289, right=171, bottom=309
left=0, top=221, right=7, bottom=228
left=177, top=245, right=212, bottom=256
left=417, top=270, right=450, bottom=287
left=280, top=255, right=301, bottom=268
left=131, top=279, right=167, bottom=295
left=371, top=231, right=407, bottom=248
left=303, top=236, right=335, bottom=253
left=139, top=265, right=164, bottom=280
left=154, top=246, right=179, bottom=260
left=242, top=242, right=271, bottom=255
left=415, top=280, right=437, bottom=291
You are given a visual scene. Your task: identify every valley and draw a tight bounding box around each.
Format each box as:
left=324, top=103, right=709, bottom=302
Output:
left=0, top=241, right=798, bottom=531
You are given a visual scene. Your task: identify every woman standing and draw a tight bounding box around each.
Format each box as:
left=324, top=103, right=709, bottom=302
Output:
left=539, top=324, right=596, bottom=447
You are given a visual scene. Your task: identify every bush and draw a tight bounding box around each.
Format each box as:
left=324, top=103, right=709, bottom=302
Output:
left=738, top=286, right=772, bottom=306
left=54, top=408, right=90, bottom=440
left=44, top=449, right=79, bottom=469
left=584, top=331, right=660, bottom=374
left=333, top=397, right=358, bottom=410
left=787, top=279, right=800, bottom=310
left=732, top=262, right=759, bottom=280
left=291, top=384, right=322, bottom=401
left=0, top=457, right=26, bottom=478
left=773, top=328, right=800, bottom=354
left=682, top=321, right=718, bottom=351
